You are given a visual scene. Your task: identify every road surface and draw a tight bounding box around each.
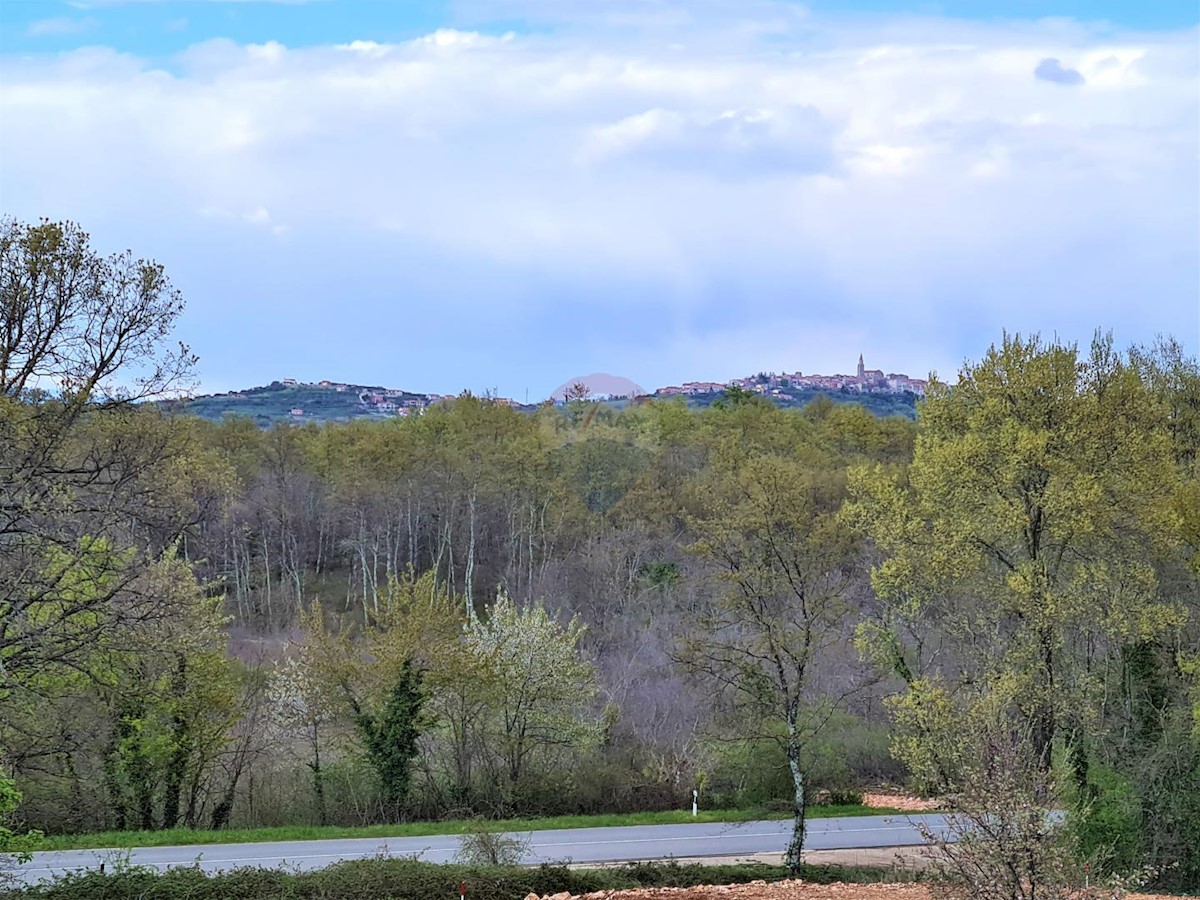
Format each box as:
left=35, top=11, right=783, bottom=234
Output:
left=17, top=813, right=950, bottom=885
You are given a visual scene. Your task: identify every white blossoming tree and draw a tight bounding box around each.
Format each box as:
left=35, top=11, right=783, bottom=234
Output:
left=465, top=589, right=598, bottom=787
left=267, top=651, right=336, bottom=825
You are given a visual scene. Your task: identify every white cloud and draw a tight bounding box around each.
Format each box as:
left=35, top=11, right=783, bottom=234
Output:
left=0, top=7, right=1195, bottom=391
left=580, top=106, right=833, bottom=175
left=198, top=205, right=289, bottom=235
left=27, top=16, right=96, bottom=36
left=334, top=40, right=389, bottom=57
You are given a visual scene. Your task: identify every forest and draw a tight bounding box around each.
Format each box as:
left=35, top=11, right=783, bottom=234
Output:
left=2, top=219, right=1198, bottom=891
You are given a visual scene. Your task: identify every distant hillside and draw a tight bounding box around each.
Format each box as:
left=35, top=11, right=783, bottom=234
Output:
left=164, top=375, right=920, bottom=425
left=681, top=385, right=919, bottom=418
left=164, top=380, right=437, bottom=424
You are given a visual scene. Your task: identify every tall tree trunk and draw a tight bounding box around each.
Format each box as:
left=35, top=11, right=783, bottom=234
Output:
left=261, top=530, right=273, bottom=624
left=103, top=732, right=127, bottom=832
left=133, top=753, right=155, bottom=831
left=528, top=503, right=536, bottom=598
left=432, top=516, right=447, bottom=594
left=406, top=495, right=417, bottom=572
left=183, top=757, right=205, bottom=828
left=784, top=730, right=807, bottom=876
left=1032, top=626, right=1056, bottom=782
left=210, top=735, right=251, bottom=830
left=309, top=722, right=327, bottom=826
left=465, top=487, right=477, bottom=619
left=315, top=515, right=325, bottom=575
left=161, top=654, right=191, bottom=829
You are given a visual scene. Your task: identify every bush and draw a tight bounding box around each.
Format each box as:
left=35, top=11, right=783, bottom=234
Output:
left=703, top=713, right=899, bottom=809
left=1124, top=725, right=1200, bottom=891
left=804, top=715, right=904, bottom=789
left=814, top=789, right=863, bottom=807
left=6, top=858, right=915, bottom=899
left=454, top=820, right=531, bottom=866
left=0, top=768, right=42, bottom=887
left=704, top=738, right=791, bottom=808
left=1068, top=763, right=1141, bottom=875
left=1069, top=728, right=1200, bottom=891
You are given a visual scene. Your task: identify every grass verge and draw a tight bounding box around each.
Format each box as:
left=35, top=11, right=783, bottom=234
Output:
left=33, top=805, right=898, bottom=852
left=8, top=858, right=922, bottom=899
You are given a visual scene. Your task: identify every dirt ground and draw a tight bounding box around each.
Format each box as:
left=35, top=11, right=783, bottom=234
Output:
left=523, top=887, right=933, bottom=900
left=523, top=883, right=1184, bottom=900
left=550, top=847, right=1188, bottom=900
left=860, top=792, right=941, bottom=812
left=537, top=798, right=1186, bottom=899
left=624, top=848, right=934, bottom=872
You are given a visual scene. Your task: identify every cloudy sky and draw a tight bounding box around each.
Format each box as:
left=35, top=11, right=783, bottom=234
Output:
left=1, top=0, right=1196, bottom=399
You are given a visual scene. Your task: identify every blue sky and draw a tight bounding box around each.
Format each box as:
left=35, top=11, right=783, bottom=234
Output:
left=3, top=1, right=1198, bottom=55
left=1, top=0, right=1197, bottom=398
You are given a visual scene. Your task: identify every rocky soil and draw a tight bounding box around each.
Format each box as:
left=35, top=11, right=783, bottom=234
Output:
left=861, top=792, right=941, bottom=812
left=522, top=882, right=1183, bottom=900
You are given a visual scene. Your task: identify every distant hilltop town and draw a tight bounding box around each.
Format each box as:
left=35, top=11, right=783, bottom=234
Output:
left=299, top=379, right=451, bottom=417
left=656, top=355, right=928, bottom=399
left=302, top=354, right=926, bottom=412
left=176, top=356, right=927, bottom=424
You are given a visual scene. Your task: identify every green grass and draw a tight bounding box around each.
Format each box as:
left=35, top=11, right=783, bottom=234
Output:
left=35, top=804, right=897, bottom=851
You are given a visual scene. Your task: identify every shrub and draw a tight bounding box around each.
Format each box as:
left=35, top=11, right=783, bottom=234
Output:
left=1068, top=763, right=1141, bottom=875
left=0, top=767, right=42, bottom=887
left=703, top=713, right=898, bottom=809
left=454, top=820, right=531, bottom=866
left=815, top=788, right=864, bottom=807
left=6, top=858, right=915, bottom=899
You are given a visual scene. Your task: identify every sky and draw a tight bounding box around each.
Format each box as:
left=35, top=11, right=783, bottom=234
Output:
left=1, top=0, right=1197, bottom=399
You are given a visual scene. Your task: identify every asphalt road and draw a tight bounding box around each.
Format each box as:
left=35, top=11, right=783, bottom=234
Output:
left=16, top=813, right=950, bottom=885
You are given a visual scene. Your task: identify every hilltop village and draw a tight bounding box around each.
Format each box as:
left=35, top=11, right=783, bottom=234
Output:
left=657, top=355, right=928, bottom=399
left=318, top=355, right=926, bottom=413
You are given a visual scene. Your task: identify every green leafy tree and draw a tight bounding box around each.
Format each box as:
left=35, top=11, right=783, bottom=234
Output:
left=1, top=218, right=200, bottom=687
left=349, top=659, right=428, bottom=819
left=846, top=333, right=1194, bottom=889
left=847, top=333, right=1185, bottom=773
left=301, top=571, right=461, bottom=818
left=681, top=449, right=864, bottom=875
left=0, top=762, right=40, bottom=884
left=712, top=384, right=763, bottom=410
left=94, top=553, right=240, bottom=831
left=0, top=222, right=234, bottom=834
